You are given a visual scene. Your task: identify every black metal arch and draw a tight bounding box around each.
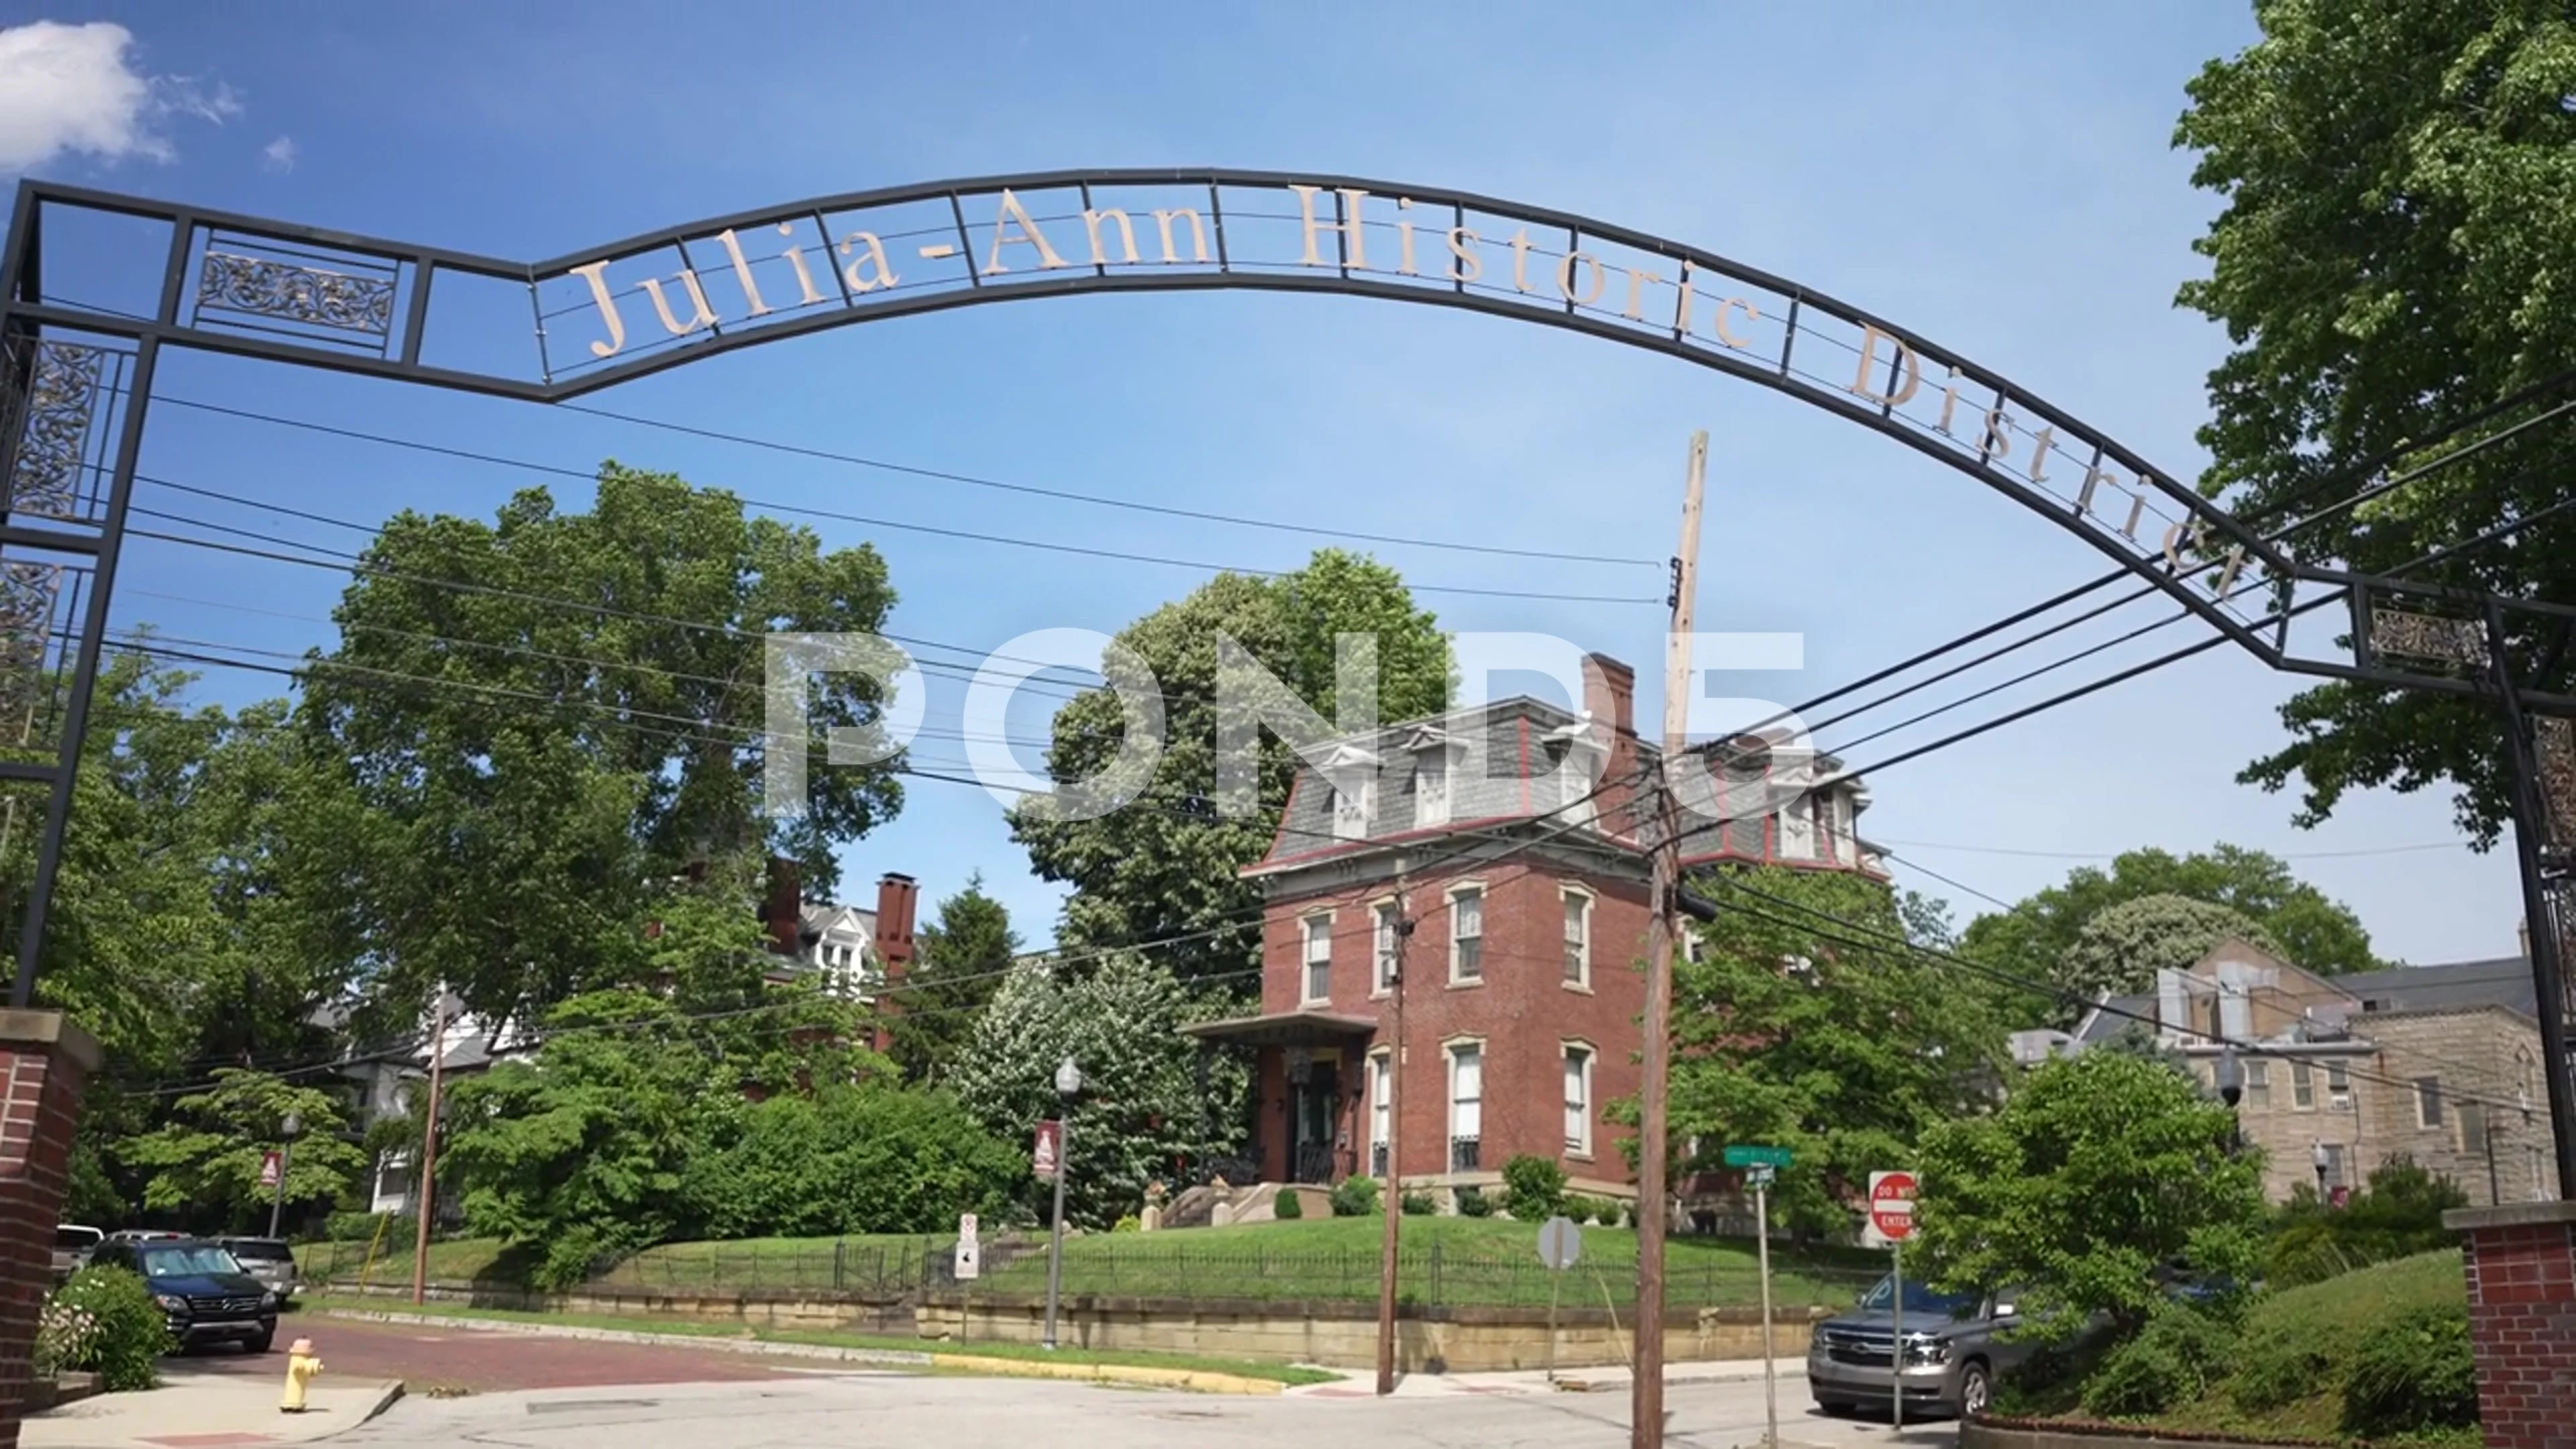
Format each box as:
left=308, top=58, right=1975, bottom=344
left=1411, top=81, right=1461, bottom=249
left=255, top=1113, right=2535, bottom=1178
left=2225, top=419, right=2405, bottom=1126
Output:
left=3, top=169, right=2294, bottom=657
left=1, top=170, right=2571, bottom=1198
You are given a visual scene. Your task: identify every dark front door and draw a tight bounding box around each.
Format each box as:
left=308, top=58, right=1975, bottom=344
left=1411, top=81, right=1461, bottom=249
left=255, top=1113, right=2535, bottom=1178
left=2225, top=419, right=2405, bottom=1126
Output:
left=1291, top=1078, right=1337, bottom=1183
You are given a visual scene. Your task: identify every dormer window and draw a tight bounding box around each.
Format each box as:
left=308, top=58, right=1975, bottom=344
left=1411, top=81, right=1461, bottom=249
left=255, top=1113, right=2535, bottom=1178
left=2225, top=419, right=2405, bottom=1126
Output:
left=1333, top=778, right=1375, bottom=840
left=1414, top=751, right=1450, bottom=827
left=1542, top=719, right=1607, bottom=828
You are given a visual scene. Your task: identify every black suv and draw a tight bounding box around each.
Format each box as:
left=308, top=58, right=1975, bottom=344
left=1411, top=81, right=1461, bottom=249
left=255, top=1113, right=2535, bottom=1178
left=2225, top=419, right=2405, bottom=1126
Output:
left=85, top=1238, right=277, bottom=1353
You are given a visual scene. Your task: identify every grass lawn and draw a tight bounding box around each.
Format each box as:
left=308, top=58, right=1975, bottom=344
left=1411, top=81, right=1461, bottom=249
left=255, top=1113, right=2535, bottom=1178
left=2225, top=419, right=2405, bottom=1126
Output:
left=304, top=1215, right=1885, bottom=1311
left=1998, top=1250, right=2475, bottom=1447
left=296, top=1292, right=1338, bottom=1386
left=2152, top=1250, right=2472, bottom=1445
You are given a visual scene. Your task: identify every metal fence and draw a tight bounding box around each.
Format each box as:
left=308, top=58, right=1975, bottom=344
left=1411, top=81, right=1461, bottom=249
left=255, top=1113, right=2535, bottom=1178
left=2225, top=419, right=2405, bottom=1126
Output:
left=303, top=1232, right=1882, bottom=1313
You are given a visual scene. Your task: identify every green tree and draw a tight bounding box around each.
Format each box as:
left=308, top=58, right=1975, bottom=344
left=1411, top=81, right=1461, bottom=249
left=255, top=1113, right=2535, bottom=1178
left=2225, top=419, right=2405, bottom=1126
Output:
left=886, top=873, right=1020, bottom=1084
left=300, top=466, right=904, bottom=1036
left=946, top=952, right=1247, bottom=1228
left=2047, top=894, right=2287, bottom=1027
left=437, top=990, right=712, bottom=1289
left=1010, top=551, right=1450, bottom=988
left=2176, top=3, right=2576, bottom=840
left=1913, top=1050, right=2267, bottom=1339
left=1662, top=867, right=2011, bottom=1240
left=1959, top=844, right=2381, bottom=1017
left=682, top=1084, right=1027, bottom=1238
left=117, top=1069, right=370, bottom=1230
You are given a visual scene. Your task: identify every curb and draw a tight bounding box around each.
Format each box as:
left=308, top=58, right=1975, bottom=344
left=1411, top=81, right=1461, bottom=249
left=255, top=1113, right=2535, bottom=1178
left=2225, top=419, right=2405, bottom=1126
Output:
left=309, top=1307, right=1285, bottom=1396
left=356, top=1380, right=407, bottom=1428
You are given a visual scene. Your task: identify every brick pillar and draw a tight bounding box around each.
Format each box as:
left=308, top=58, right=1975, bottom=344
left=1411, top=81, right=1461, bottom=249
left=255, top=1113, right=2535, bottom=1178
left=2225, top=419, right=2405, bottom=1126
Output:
left=0, top=1011, right=101, bottom=1449
left=2445, top=1201, right=2576, bottom=1449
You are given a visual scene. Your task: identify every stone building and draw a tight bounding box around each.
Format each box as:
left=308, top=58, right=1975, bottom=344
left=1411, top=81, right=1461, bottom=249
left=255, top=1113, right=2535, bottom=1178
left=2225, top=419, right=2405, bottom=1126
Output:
left=1183, top=653, right=1886, bottom=1212
left=2060, top=935, right=2556, bottom=1207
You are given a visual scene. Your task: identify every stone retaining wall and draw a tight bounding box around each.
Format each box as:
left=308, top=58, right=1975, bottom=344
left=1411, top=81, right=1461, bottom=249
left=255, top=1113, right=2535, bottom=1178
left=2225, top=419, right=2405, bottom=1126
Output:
left=1962, top=1422, right=2312, bottom=1449
left=320, top=1280, right=1823, bottom=1371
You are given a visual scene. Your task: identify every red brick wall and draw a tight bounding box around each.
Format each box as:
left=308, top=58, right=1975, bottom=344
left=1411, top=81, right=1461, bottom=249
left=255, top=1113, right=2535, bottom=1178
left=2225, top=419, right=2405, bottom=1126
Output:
left=2453, top=1206, right=2576, bottom=1449
left=0, top=1014, right=101, bottom=1449
left=1262, top=856, right=1651, bottom=1189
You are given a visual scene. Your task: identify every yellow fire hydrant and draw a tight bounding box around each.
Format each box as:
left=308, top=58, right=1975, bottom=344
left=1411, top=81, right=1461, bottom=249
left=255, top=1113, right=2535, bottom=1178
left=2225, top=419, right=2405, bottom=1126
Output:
left=281, top=1338, right=323, bottom=1413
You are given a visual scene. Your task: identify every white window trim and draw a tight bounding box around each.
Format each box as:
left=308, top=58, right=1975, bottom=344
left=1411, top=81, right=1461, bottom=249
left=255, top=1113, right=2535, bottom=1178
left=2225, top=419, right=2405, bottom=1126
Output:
left=1370, top=897, right=1402, bottom=998
left=1367, top=1047, right=1395, bottom=1178
left=1448, top=881, right=1487, bottom=986
left=2325, top=1061, right=2353, bottom=1112
left=2245, top=1059, right=2270, bottom=1109
left=1445, top=1036, right=1485, bottom=1167
left=1301, top=911, right=1334, bottom=1005
left=2292, top=1060, right=2316, bottom=1112
left=1562, top=1039, right=1597, bottom=1159
left=1560, top=885, right=1595, bottom=991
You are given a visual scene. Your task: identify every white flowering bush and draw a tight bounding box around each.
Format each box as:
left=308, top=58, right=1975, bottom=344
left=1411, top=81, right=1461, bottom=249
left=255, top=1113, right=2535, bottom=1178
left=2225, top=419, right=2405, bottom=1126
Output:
left=43, top=1267, right=170, bottom=1390
left=33, top=1299, right=99, bottom=1379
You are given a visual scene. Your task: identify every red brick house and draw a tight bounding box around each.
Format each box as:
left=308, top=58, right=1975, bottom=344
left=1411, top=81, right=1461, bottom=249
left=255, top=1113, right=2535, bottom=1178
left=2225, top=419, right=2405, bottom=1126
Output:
left=1183, top=653, right=1886, bottom=1212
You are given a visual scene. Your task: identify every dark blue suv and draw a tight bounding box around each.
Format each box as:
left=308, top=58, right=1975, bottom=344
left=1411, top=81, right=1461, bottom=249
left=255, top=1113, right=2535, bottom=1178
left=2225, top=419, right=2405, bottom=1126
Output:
left=85, top=1238, right=277, bottom=1354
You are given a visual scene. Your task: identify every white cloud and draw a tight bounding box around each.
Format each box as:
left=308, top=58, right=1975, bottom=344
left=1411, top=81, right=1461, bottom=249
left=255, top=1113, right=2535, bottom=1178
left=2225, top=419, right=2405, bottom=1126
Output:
left=262, top=135, right=296, bottom=173
left=0, top=20, right=239, bottom=174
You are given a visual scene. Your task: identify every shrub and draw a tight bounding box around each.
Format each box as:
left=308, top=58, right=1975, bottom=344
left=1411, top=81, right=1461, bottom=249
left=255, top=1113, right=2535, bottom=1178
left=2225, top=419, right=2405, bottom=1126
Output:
left=1455, top=1187, right=1493, bottom=1218
left=2341, top=1305, right=2478, bottom=1436
left=1272, top=1187, right=1304, bottom=1220
left=323, top=1210, right=396, bottom=1243
left=45, top=1267, right=170, bottom=1392
left=1111, top=1214, right=1141, bottom=1233
left=1500, top=1155, right=1568, bottom=1221
left=2078, top=1303, right=2234, bottom=1419
left=1330, top=1177, right=1381, bottom=1217
left=1400, top=1191, right=1436, bottom=1216
left=2227, top=1330, right=2334, bottom=1413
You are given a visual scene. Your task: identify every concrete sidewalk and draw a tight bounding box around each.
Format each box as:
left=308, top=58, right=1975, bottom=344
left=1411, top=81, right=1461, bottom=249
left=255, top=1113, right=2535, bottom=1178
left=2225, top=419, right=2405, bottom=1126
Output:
left=1288, top=1357, right=1807, bottom=1398
left=21, top=1365, right=403, bottom=1449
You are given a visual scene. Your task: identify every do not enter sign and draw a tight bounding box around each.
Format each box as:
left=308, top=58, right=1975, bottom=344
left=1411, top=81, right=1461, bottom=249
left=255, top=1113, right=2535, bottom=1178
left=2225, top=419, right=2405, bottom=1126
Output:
left=1866, top=1170, right=1917, bottom=1244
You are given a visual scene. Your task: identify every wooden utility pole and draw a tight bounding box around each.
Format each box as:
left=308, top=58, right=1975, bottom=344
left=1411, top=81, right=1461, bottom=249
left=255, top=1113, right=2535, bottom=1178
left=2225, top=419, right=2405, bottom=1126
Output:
left=1633, top=432, right=1708, bottom=1448
left=1375, top=865, right=1412, bottom=1395
left=411, top=995, right=451, bottom=1306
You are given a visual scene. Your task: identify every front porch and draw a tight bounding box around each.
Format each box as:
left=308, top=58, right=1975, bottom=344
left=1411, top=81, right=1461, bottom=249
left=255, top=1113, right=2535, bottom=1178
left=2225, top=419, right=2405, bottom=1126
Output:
left=1181, top=1008, right=1377, bottom=1187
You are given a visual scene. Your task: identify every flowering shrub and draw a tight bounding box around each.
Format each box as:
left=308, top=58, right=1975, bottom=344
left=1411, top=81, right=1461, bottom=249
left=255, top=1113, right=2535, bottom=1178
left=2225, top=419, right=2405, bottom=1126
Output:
left=44, top=1267, right=170, bottom=1391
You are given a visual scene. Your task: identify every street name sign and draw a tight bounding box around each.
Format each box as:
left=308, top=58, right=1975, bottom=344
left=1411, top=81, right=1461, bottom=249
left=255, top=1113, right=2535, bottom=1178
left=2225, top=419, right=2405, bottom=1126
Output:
left=1724, top=1144, right=1792, bottom=1169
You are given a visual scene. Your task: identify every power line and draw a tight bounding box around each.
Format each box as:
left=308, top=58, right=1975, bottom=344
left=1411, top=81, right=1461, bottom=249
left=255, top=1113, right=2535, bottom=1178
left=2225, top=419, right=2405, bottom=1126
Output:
left=1874, top=837, right=2468, bottom=864
left=155, top=390, right=1663, bottom=570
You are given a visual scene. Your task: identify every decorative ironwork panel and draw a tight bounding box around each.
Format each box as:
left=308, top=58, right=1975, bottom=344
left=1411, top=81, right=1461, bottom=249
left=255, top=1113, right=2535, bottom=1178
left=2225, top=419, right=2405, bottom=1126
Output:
left=0, top=562, right=62, bottom=747
left=2540, top=717, right=2576, bottom=854
left=3, top=342, right=104, bottom=521
left=2368, top=607, right=2487, bottom=669
left=197, top=252, right=396, bottom=337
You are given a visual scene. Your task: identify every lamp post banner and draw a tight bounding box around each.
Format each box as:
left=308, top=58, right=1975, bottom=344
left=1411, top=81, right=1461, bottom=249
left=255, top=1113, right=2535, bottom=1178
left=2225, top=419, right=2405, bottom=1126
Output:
left=1034, top=1120, right=1062, bottom=1179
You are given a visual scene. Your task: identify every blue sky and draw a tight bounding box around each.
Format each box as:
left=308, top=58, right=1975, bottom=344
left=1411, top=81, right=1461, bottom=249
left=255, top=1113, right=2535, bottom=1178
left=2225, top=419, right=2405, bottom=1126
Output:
left=0, top=2, right=2529, bottom=967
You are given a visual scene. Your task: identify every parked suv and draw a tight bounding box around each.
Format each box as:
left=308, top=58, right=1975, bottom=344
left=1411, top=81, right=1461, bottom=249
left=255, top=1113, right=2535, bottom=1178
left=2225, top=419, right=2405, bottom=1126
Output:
left=85, top=1238, right=277, bottom=1354
left=215, top=1238, right=298, bottom=1308
left=1806, top=1274, right=2035, bottom=1420
left=50, top=1225, right=102, bottom=1283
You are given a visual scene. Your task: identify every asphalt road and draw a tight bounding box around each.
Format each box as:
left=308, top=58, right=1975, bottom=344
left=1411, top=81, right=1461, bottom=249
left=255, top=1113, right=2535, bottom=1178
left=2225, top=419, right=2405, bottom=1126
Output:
left=333, top=1360, right=1966, bottom=1449
left=173, top=1315, right=811, bottom=1395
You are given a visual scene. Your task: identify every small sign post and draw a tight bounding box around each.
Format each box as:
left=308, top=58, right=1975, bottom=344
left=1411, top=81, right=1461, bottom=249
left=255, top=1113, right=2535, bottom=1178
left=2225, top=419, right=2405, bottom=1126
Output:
left=259, top=1150, right=282, bottom=1190
left=954, top=1212, right=981, bottom=1281
left=1866, top=1170, right=1919, bottom=1431
left=1727, top=1146, right=1792, bottom=1449
left=1536, top=1215, right=1582, bottom=1383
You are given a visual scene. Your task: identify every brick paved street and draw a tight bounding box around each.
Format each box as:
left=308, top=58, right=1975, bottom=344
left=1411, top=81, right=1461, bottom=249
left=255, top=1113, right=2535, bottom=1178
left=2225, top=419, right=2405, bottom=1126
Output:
left=168, top=1316, right=825, bottom=1396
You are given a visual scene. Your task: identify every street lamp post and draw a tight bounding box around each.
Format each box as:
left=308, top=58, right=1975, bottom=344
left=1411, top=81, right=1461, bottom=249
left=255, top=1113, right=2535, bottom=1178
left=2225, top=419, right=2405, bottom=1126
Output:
left=266, top=1111, right=303, bottom=1239
left=2214, top=1048, right=2244, bottom=1159
left=1041, top=1057, right=1083, bottom=1352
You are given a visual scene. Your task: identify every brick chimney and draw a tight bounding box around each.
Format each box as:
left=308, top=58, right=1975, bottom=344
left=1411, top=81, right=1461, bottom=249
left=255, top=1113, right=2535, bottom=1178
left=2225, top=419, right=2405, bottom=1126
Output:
left=762, top=857, right=802, bottom=959
left=1581, top=653, right=1640, bottom=832
left=871, top=873, right=920, bottom=1055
